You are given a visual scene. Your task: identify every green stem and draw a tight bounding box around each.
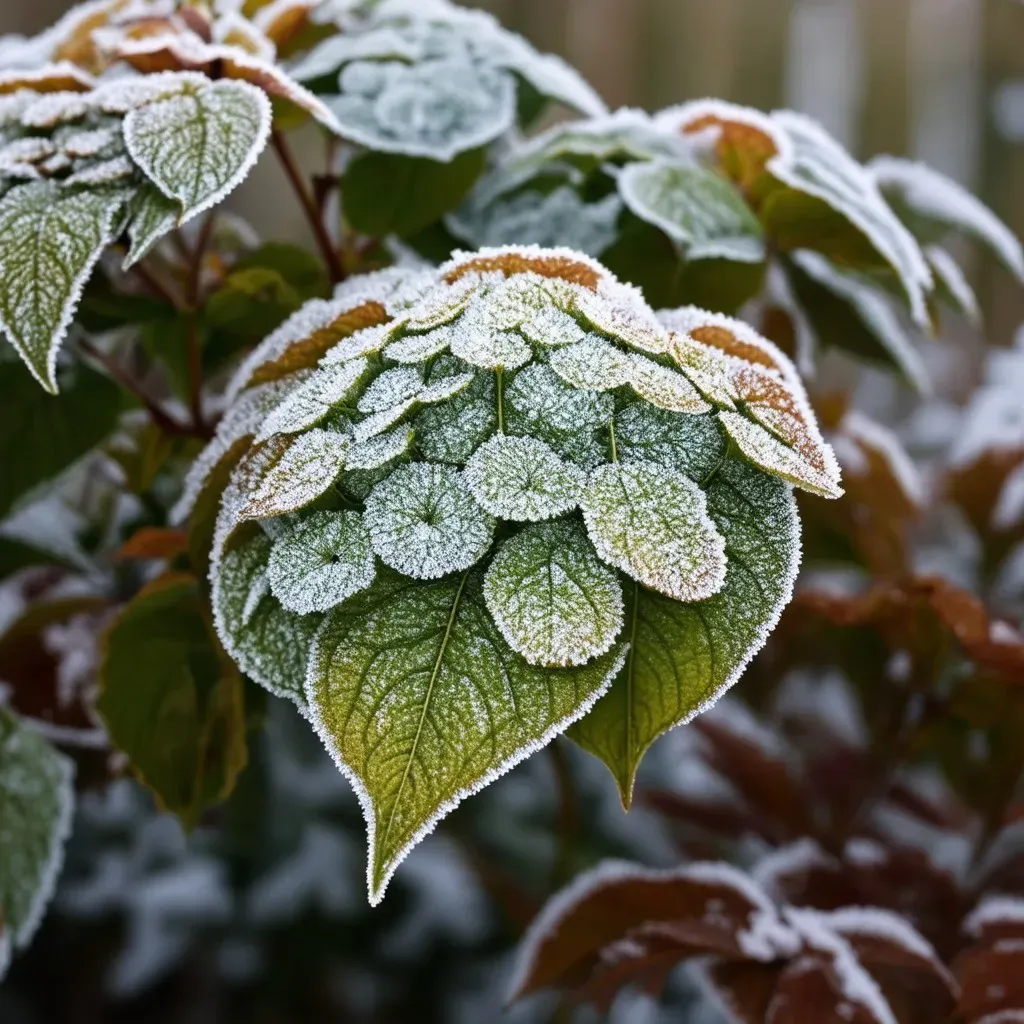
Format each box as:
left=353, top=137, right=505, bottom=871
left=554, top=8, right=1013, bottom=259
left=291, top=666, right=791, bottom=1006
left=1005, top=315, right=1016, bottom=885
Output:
left=608, top=417, right=618, bottom=462
left=496, top=368, right=505, bottom=434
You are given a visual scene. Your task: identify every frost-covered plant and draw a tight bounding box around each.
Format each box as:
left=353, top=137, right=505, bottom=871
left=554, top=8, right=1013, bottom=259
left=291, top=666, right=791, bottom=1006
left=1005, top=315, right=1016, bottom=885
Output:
left=452, top=103, right=1024, bottom=389
left=183, top=244, right=841, bottom=902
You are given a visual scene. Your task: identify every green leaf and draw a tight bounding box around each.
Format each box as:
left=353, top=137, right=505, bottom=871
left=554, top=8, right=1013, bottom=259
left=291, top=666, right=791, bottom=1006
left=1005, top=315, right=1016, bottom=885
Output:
left=570, top=460, right=801, bottom=804
left=581, top=460, right=727, bottom=602
left=0, top=360, right=121, bottom=519
left=267, top=509, right=376, bottom=614
left=212, top=531, right=322, bottom=706
left=97, top=573, right=249, bottom=827
left=618, top=161, right=765, bottom=263
left=613, top=403, right=726, bottom=483
left=124, top=79, right=272, bottom=225
left=484, top=521, right=624, bottom=667
left=232, top=242, right=331, bottom=301
left=341, top=148, right=487, bottom=238
left=363, top=462, right=495, bottom=579
left=0, top=182, right=130, bottom=391
left=0, top=706, right=74, bottom=981
left=123, top=184, right=181, bottom=269
left=307, top=569, right=627, bottom=903
left=464, top=433, right=585, bottom=521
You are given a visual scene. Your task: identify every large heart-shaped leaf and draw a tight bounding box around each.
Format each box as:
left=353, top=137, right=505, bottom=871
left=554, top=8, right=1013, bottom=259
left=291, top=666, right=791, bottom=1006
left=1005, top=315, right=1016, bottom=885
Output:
left=307, top=569, right=628, bottom=904
left=569, top=460, right=800, bottom=805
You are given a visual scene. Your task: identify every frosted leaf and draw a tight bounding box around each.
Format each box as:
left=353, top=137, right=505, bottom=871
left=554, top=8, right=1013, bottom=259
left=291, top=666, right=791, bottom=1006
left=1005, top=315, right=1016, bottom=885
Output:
left=618, top=160, right=765, bottom=263
left=450, top=186, right=622, bottom=257
left=414, top=374, right=496, bottom=465
left=256, top=359, right=370, bottom=441
left=213, top=12, right=277, bottom=62
left=0, top=180, right=129, bottom=392
left=89, top=72, right=211, bottom=115
left=267, top=510, right=376, bottom=614
left=363, top=462, right=495, bottom=579
left=418, top=371, right=474, bottom=405
left=548, top=335, right=631, bottom=391
left=581, top=460, right=728, bottom=602
left=871, top=155, right=1024, bottom=281
left=237, top=429, right=351, bottom=520
left=462, top=272, right=581, bottom=333
left=484, top=521, right=623, bottom=667
left=719, top=410, right=841, bottom=499
left=440, top=244, right=609, bottom=291
left=791, top=250, right=929, bottom=393
left=38, top=153, right=71, bottom=175
left=450, top=325, right=531, bottom=371
left=318, top=321, right=395, bottom=366
left=521, top=305, right=588, bottom=348
left=628, top=354, right=712, bottom=414
left=211, top=529, right=321, bottom=705
left=123, top=185, right=182, bottom=268
left=769, top=112, right=933, bottom=327
left=402, top=274, right=478, bottom=332
left=926, top=245, right=980, bottom=325
left=383, top=325, right=452, bottom=363
left=20, top=91, right=88, bottom=128
left=0, top=706, right=74, bottom=983
left=288, top=26, right=423, bottom=82
left=353, top=398, right=419, bottom=442
left=124, top=78, right=271, bottom=225
left=0, top=137, right=56, bottom=167
left=171, top=375, right=307, bottom=523
left=0, top=63, right=95, bottom=96
left=614, top=403, right=727, bottom=482
left=61, top=127, right=119, bottom=160
left=669, top=333, right=740, bottom=408
left=464, top=434, right=585, bottom=521
left=357, top=366, right=424, bottom=413
left=324, top=56, right=516, bottom=161
left=229, top=299, right=389, bottom=395
left=62, top=155, right=135, bottom=186
left=306, top=569, right=626, bottom=904
left=576, top=282, right=671, bottom=355
left=345, top=425, right=414, bottom=470
left=332, top=264, right=435, bottom=313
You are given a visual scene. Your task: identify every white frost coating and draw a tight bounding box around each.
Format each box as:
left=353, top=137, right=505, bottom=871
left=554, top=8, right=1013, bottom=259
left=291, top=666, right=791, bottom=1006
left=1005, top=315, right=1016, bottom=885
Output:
left=871, top=155, right=1024, bottom=282
left=582, top=461, right=728, bottom=602
left=90, top=71, right=210, bottom=115
left=383, top=325, right=453, bottom=363
left=357, top=366, right=424, bottom=413
left=307, top=631, right=628, bottom=907
left=994, top=461, right=1024, bottom=531
left=171, top=375, right=306, bottom=523
left=548, top=336, right=632, bottom=391
left=62, top=155, right=135, bottom=187
left=0, top=137, right=55, bottom=168
left=464, top=434, right=585, bottom=521
left=581, top=280, right=671, bottom=355
left=449, top=325, right=532, bottom=371
left=792, top=250, right=930, bottom=394
left=62, top=127, right=119, bottom=160
left=784, top=907, right=898, bottom=1024
left=508, top=858, right=795, bottom=1001
left=0, top=62, right=95, bottom=94
left=352, top=397, right=418, bottom=442
left=926, top=245, right=981, bottom=325
left=965, top=896, right=1024, bottom=937
left=318, top=322, right=394, bottom=366
left=345, top=426, right=413, bottom=470
left=418, top=371, right=474, bottom=405
left=124, top=78, right=272, bottom=226
left=752, top=838, right=833, bottom=897
left=655, top=96, right=793, bottom=162
left=628, top=353, right=712, bottom=414
left=20, top=91, right=89, bottom=128
left=267, top=510, right=376, bottom=614
left=363, top=462, right=495, bottom=579
left=256, top=359, right=369, bottom=441
left=521, top=306, right=588, bottom=348
left=840, top=410, right=927, bottom=508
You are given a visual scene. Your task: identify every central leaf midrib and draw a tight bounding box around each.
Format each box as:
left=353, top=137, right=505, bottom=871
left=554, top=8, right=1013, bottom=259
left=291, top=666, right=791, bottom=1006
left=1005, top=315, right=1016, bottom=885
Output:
left=379, top=572, right=469, bottom=855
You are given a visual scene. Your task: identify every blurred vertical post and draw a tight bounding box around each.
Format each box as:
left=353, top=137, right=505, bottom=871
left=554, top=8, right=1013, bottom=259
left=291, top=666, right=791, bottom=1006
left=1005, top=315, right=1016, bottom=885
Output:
left=563, top=0, right=644, bottom=108
left=858, top=0, right=912, bottom=157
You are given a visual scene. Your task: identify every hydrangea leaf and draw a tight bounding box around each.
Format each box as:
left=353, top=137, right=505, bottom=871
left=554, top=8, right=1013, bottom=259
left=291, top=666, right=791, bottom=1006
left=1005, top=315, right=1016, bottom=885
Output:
left=212, top=531, right=322, bottom=707
left=124, top=79, right=272, bottom=226
left=0, top=706, right=74, bottom=983
left=306, top=569, right=628, bottom=904
left=581, top=460, right=727, bottom=602
left=618, top=161, right=765, bottom=263
left=267, top=510, right=376, bottom=614
left=363, top=462, right=495, bottom=579
left=97, top=573, right=248, bottom=828
left=570, top=461, right=801, bottom=805
left=236, top=429, right=350, bottom=520
left=465, top=433, right=585, bottom=521
left=0, top=181, right=130, bottom=392
left=484, top=521, right=624, bottom=667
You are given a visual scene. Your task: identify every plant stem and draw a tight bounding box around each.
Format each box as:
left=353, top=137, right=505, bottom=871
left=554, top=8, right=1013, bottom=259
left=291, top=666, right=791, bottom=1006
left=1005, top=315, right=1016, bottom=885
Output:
left=496, top=368, right=505, bottom=433
left=78, top=338, right=193, bottom=438
left=183, top=214, right=215, bottom=433
left=271, top=130, right=344, bottom=285
left=608, top=418, right=618, bottom=462
left=132, top=262, right=182, bottom=309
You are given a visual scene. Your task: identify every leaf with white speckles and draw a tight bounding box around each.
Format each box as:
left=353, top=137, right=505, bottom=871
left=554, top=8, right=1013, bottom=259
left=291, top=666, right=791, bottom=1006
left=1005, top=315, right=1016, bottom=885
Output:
left=346, top=426, right=414, bottom=471
left=267, top=510, right=376, bottom=614
left=364, top=462, right=494, bottom=579
left=450, top=324, right=532, bottom=371
left=614, top=403, right=726, bottom=482
left=628, top=353, right=712, bottom=413
left=484, top=520, right=623, bottom=667
left=307, top=568, right=627, bottom=904
left=124, top=78, right=271, bottom=225
left=124, top=185, right=182, bottom=269
left=570, top=460, right=801, bottom=804
left=0, top=706, right=74, bottom=982
left=0, top=181, right=129, bottom=392
left=358, top=367, right=423, bottom=413
left=257, top=359, right=370, bottom=441
left=548, top=335, right=631, bottom=391
left=465, top=433, right=584, bottom=521
left=582, top=460, right=727, bottom=602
